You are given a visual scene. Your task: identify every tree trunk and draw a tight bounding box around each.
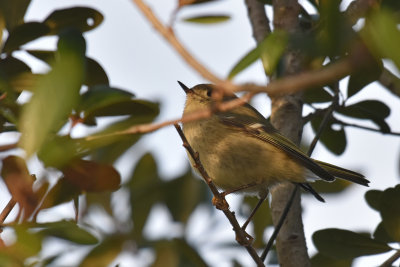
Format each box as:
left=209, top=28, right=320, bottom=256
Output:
left=245, top=0, right=311, bottom=266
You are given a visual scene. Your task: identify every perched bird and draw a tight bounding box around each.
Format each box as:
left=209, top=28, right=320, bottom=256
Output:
left=180, top=82, right=369, bottom=202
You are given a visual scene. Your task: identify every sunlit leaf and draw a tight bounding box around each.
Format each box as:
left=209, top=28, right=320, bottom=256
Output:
left=2, top=22, right=50, bottom=53
left=19, top=29, right=86, bottom=156
left=0, top=0, right=31, bottom=31
left=183, top=15, right=230, bottom=24
left=62, top=159, right=121, bottom=192
left=37, top=220, right=98, bottom=245
left=1, top=155, right=38, bottom=220
left=362, top=9, right=400, bottom=71
left=80, top=236, right=125, bottom=267
left=44, top=7, right=103, bottom=34
left=313, top=228, right=391, bottom=259
left=228, top=31, right=287, bottom=79
left=379, top=185, right=400, bottom=242
left=311, top=253, right=353, bottom=267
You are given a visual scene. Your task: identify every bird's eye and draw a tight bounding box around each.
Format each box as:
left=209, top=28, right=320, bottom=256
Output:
left=206, top=89, right=212, bottom=97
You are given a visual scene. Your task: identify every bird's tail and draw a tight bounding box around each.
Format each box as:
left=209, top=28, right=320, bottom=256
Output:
left=314, top=160, right=370, bottom=186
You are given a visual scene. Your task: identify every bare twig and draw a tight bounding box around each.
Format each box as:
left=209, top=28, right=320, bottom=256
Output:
left=174, top=124, right=265, bottom=266
left=0, top=198, right=17, bottom=226
left=0, top=143, right=18, bottom=152
left=261, top=185, right=298, bottom=261
left=380, top=249, right=400, bottom=267
left=333, top=118, right=400, bottom=136
left=132, top=0, right=223, bottom=84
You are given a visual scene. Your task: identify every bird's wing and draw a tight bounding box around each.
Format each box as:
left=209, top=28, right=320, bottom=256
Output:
left=218, top=111, right=335, bottom=182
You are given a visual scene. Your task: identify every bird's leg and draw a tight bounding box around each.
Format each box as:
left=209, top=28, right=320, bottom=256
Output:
left=241, top=195, right=267, bottom=231
left=220, top=182, right=259, bottom=197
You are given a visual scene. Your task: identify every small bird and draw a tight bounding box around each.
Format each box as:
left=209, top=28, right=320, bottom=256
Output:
left=180, top=82, right=369, bottom=202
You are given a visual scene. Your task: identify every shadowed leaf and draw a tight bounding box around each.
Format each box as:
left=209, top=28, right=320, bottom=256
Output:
left=311, top=253, right=353, bottom=267
left=365, top=189, right=382, bottom=211
left=313, top=228, right=391, bottom=259
left=2, top=22, right=50, bottom=53
left=304, top=87, right=333, bottom=104
left=80, top=236, right=125, bottom=267
left=37, top=220, right=98, bottom=244
left=379, top=185, right=400, bottom=242
left=62, top=159, right=121, bottom=192
left=311, top=115, right=347, bottom=155
left=0, top=0, right=31, bottom=31
left=44, top=7, right=103, bottom=34
left=373, top=222, right=397, bottom=243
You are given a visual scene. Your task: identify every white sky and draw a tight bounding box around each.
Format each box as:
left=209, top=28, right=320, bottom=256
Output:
left=1, top=0, right=399, bottom=266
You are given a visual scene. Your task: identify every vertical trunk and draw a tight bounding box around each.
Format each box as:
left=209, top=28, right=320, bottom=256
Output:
left=270, top=1, right=310, bottom=266
left=245, top=0, right=310, bottom=266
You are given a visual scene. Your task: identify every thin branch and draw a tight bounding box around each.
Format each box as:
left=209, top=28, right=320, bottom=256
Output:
left=174, top=124, right=265, bottom=267
left=0, top=198, right=17, bottom=226
left=333, top=118, right=400, bottom=136
left=0, top=142, right=18, bottom=152
left=380, top=249, right=400, bottom=267
left=378, top=67, right=400, bottom=98
left=132, top=0, right=222, bottom=84
left=245, top=0, right=271, bottom=43
left=260, top=185, right=298, bottom=262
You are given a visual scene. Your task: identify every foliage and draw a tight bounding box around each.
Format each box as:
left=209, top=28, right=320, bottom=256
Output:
left=0, top=0, right=400, bottom=266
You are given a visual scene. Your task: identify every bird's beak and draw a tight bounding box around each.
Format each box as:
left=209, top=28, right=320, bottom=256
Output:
left=178, top=81, right=191, bottom=94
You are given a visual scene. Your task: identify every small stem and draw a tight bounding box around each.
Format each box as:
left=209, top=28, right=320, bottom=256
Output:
left=380, top=249, right=400, bottom=267
left=0, top=198, right=17, bottom=225
left=261, top=185, right=298, bottom=261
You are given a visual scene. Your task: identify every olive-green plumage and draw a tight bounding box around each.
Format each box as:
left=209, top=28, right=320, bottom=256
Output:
left=180, top=82, right=369, bottom=201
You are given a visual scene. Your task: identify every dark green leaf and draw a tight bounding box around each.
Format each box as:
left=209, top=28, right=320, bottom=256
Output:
left=62, top=159, right=121, bottom=192
left=311, top=115, right=347, bottom=155
left=129, top=153, right=162, bottom=244
left=311, top=253, right=353, bottom=267
left=337, top=100, right=391, bottom=133
left=85, top=58, right=109, bottom=86
left=83, top=98, right=159, bottom=122
left=304, top=87, right=333, bottom=104
left=364, top=189, right=383, bottom=211
left=183, top=15, right=230, bottom=24
left=373, top=222, right=397, bottom=243
left=178, top=0, right=220, bottom=7
left=44, top=7, right=103, bottom=34
left=313, top=228, right=391, bottom=259
left=0, top=0, right=31, bottom=31
left=2, top=22, right=50, bottom=53
left=37, top=220, right=98, bottom=245
left=379, top=186, right=400, bottom=241
left=26, top=50, right=109, bottom=86
left=228, top=31, right=287, bottom=79
left=78, top=85, right=135, bottom=120
left=80, top=236, right=125, bottom=267
left=347, top=61, right=382, bottom=98
left=164, top=168, right=209, bottom=223
left=19, top=29, right=86, bottom=156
